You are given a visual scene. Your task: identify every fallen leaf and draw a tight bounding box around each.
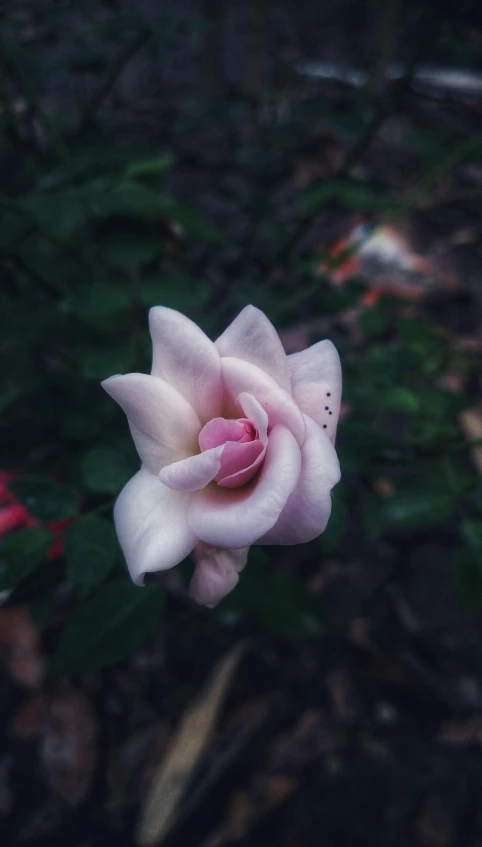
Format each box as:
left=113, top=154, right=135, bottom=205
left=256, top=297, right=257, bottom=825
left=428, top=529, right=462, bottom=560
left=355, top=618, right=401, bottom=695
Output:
left=11, top=693, right=45, bottom=739
left=459, top=406, right=482, bottom=473
left=136, top=642, right=246, bottom=846
left=41, top=683, right=98, bottom=806
left=0, top=606, right=45, bottom=687
left=416, top=794, right=453, bottom=847
left=0, top=762, right=12, bottom=815
left=437, top=717, right=482, bottom=745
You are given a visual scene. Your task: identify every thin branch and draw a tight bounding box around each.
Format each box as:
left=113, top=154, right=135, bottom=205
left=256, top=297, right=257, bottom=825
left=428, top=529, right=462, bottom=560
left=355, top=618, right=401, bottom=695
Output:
left=0, top=32, right=69, bottom=161
left=80, top=26, right=152, bottom=130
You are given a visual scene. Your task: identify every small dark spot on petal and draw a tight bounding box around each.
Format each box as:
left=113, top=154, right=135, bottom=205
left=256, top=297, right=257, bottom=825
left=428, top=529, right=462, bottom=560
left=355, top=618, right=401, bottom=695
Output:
left=329, top=411, right=332, bottom=415
left=327, top=392, right=331, bottom=396
left=323, top=424, right=327, bottom=429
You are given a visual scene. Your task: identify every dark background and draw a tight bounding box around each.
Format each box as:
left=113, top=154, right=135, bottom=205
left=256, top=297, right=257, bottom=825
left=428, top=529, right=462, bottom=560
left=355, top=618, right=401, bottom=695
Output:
left=1, top=0, right=482, bottom=845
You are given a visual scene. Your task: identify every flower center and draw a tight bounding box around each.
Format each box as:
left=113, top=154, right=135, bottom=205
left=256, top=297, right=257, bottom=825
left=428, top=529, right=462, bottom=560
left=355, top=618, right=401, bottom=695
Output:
left=198, top=416, right=264, bottom=489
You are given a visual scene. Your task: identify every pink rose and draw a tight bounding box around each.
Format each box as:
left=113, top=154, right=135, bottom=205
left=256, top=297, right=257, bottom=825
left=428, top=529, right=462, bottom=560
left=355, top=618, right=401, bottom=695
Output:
left=102, top=306, right=341, bottom=606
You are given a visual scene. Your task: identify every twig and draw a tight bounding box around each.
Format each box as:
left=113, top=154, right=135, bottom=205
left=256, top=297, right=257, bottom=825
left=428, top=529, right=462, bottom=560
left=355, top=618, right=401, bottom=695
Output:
left=204, top=0, right=227, bottom=98
left=0, top=31, right=69, bottom=161
left=246, top=0, right=268, bottom=98
left=80, top=26, right=152, bottom=130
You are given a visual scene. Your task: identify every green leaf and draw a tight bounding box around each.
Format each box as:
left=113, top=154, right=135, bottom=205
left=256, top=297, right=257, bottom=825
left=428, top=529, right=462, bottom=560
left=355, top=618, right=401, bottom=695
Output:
left=455, top=549, right=482, bottom=613
left=92, top=183, right=172, bottom=222
left=65, top=516, right=118, bottom=596
left=125, top=153, right=174, bottom=179
left=78, top=341, right=137, bottom=381
left=21, top=191, right=89, bottom=237
left=166, top=200, right=225, bottom=242
left=461, top=520, right=482, bottom=551
left=219, top=552, right=324, bottom=639
left=97, top=221, right=162, bottom=267
left=48, top=578, right=164, bottom=676
left=139, top=274, right=210, bottom=312
left=380, top=487, right=455, bottom=529
left=77, top=280, right=131, bottom=323
left=383, top=387, right=420, bottom=414
left=10, top=476, right=80, bottom=522
left=320, top=496, right=348, bottom=553
left=82, top=447, right=136, bottom=493
left=0, top=527, right=53, bottom=590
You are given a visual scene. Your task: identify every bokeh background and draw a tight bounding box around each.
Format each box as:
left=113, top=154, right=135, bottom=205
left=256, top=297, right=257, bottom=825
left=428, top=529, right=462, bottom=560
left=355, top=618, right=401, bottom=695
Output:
left=1, top=0, right=482, bottom=844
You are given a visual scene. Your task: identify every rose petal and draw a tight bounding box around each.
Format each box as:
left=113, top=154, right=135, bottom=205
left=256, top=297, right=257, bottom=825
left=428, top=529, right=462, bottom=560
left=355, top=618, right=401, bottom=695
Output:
left=160, top=446, right=224, bottom=491
left=199, top=418, right=251, bottom=451
left=222, top=359, right=305, bottom=445
left=102, top=373, right=201, bottom=474
left=189, top=425, right=301, bottom=548
left=149, top=307, right=223, bottom=423
left=189, top=543, right=249, bottom=606
left=216, top=439, right=264, bottom=487
left=114, top=469, right=196, bottom=585
left=288, top=340, right=342, bottom=443
left=238, top=393, right=269, bottom=445
left=216, top=305, right=290, bottom=391
left=260, top=415, right=341, bottom=544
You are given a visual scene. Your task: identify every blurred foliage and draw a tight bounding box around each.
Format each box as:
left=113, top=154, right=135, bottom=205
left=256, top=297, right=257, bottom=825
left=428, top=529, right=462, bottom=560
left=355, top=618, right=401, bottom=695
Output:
left=0, top=0, right=481, bottom=679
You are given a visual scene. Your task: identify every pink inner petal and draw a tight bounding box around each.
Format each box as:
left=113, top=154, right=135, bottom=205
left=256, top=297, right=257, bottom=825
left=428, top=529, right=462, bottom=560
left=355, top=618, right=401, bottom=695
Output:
left=216, top=440, right=263, bottom=486
left=199, top=417, right=254, bottom=451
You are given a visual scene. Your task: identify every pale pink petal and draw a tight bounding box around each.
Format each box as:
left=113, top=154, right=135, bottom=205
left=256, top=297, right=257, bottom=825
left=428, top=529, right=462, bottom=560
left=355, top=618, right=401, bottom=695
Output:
left=102, top=373, right=201, bottom=474
left=238, top=393, right=269, bottom=444
left=260, top=415, right=341, bottom=544
left=216, top=305, right=290, bottom=391
left=149, top=307, right=223, bottom=423
left=114, top=469, right=196, bottom=585
left=189, top=425, right=301, bottom=547
left=189, top=543, right=249, bottom=606
left=199, top=418, right=251, bottom=451
left=288, top=340, right=342, bottom=443
left=222, top=358, right=305, bottom=445
left=159, top=446, right=224, bottom=491
left=217, top=439, right=264, bottom=487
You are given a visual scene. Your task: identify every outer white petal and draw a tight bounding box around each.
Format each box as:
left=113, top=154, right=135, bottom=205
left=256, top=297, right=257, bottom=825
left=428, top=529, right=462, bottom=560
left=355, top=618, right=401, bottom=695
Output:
left=216, top=305, right=290, bottom=391
left=149, top=307, right=223, bottom=423
left=288, top=340, right=342, bottom=443
left=260, top=415, right=341, bottom=544
left=189, top=543, right=249, bottom=607
left=189, top=425, right=301, bottom=548
left=159, top=446, right=224, bottom=491
left=114, top=469, right=196, bottom=585
left=102, top=373, right=201, bottom=474
left=222, top=358, right=305, bottom=445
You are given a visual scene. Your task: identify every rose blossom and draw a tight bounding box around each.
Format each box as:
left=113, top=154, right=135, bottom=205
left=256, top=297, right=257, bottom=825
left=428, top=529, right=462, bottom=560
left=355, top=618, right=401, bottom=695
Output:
left=102, top=306, right=341, bottom=606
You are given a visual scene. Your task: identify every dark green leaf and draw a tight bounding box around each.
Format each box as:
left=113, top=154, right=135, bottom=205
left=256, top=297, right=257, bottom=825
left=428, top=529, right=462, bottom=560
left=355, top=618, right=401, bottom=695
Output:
left=82, top=447, right=136, bottom=493
left=65, top=516, right=118, bottom=595
left=48, top=578, right=164, bottom=676
left=455, top=549, right=482, bottom=613
left=125, top=153, right=174, bottom=179
left=78, top=341, right=137, bottom=381
left=92, top=183, right=172, bottom=222
left=0, top=527, right=53, bottom=590
left=461, top=520, right=482, bottom=551
left=10, top=476, right=80, bottom=522
left=97, top=221, right=162, bottom=267
left=383, top=387, right=420, bottom=414
left=380, top=487, right=454, bottom=528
